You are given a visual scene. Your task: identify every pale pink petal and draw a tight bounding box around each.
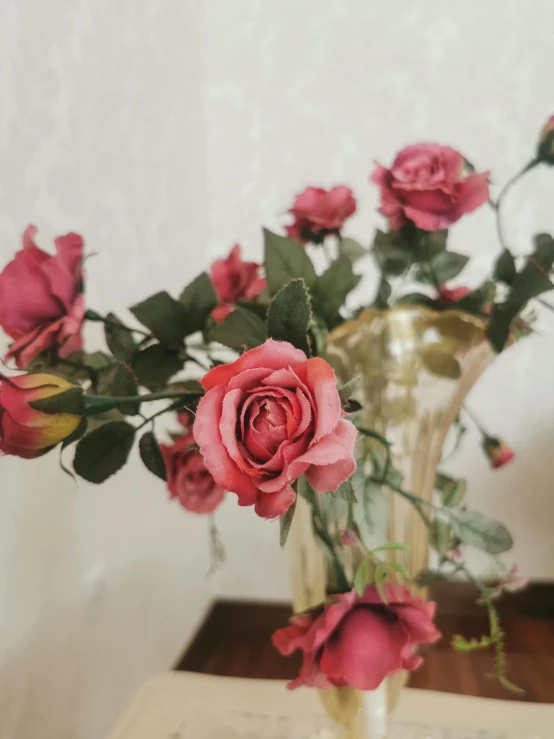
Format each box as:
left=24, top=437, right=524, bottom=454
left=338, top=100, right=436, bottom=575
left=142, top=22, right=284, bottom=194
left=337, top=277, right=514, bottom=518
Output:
left=193, top=385, right=258, bottom=504
left=201, top=340, right=307, bottom=391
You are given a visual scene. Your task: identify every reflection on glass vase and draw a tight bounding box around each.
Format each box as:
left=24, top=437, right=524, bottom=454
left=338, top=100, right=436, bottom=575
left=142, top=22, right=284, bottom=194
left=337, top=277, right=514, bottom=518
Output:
left=286, top=305, right=495, bottom=738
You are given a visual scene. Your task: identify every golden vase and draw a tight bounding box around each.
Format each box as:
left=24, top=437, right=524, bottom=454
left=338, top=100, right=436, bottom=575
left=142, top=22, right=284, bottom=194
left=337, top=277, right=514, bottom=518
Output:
left=287, top=305, right=494, bottom=738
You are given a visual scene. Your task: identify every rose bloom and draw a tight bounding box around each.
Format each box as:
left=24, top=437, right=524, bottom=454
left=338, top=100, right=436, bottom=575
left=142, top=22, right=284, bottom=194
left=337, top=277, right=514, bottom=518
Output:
left=438, top=285, right=471, bottom=302
left=0, top=373, right=82, bottom=458
left=482, top=436, right=514, bottom=469
left=491, top=563, right=529, bottom=600
left=273, top=584, right=440, bottom=690
left=210, top=244, right=266, bottom=323
left=160, top=431, right=224, bottom=514
left=0, top=226, right=85, bottom=368
left=371, top=144, right=489, bottom=231
left=193, top=340, right=357, bottom=519
left=286, top=185, right=356, bottom=244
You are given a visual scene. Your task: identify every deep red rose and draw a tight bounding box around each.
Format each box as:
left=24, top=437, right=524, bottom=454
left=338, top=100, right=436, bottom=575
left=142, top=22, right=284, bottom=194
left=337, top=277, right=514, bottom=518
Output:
left=371, top=144, right=489, bottom=231
left=193, top=340, right=357, bottom=519
left=0, top=226, right=85, bottom=368
left=273, top=584, right=440, bottom=691
left=438, top=285, right=471, bottom=302
left=286, top=185, right=356, bottom=244
left=160, top=431, right=224, bottom=514
left=210, top=244, right=265, bottom=323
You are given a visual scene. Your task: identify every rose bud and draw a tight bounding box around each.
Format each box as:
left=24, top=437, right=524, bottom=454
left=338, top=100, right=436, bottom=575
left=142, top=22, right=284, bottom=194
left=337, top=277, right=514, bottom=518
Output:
left=210, top=244, right=266, bottom=323
left=0, top=373, right=83, bottom=458
left=0, top=226, right=85, bottom=369
left=286, top=185, right=356, bottom=244
left=272, top=584, right=440, bottom=690
left=160, top=432, right=225, bottom=514
left=193, top=340, right=357, bottom=519
left=537, top=116, right=554, bottom=165
left=482, top=435, right=514, bottom=469
left=371, top=144, right=489, bottom=231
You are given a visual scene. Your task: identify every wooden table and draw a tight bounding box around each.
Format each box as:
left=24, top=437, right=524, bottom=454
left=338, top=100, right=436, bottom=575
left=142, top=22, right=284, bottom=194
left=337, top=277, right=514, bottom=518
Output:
left=108, top=671, right=553, bottom=738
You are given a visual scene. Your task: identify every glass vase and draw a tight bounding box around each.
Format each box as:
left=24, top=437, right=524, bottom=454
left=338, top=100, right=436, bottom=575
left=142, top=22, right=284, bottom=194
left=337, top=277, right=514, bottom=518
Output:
left=287, top=305, right=494, bottom=738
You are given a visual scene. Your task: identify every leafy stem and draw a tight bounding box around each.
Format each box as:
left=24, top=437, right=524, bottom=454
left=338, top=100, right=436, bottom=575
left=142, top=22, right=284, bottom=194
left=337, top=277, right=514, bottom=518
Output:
left=84, top=309, right=151, bottom=338
left=83, top=390, right=201, bottom=417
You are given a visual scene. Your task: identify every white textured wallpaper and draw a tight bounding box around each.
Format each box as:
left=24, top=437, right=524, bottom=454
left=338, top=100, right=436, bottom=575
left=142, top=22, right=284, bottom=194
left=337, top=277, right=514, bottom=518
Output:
left=0, top=1, right=553, bottom=737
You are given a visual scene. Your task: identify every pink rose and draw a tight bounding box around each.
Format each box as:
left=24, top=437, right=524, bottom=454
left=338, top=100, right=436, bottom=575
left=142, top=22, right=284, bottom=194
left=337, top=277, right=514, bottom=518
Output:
left=371, top=144, right=489, bottom=231
left=210, top=244, right=266, bottom=323
left=160, top=431, right=225, bottom=514
left=193, top=340, right=357, bottom=519
left=491, top=564, right=529, bottom=600
left=272, top=584, right=440, bottom=691
left=0, top=226, right=85, bottom=368
left=286, top=185, right=356, bottom=244
left=438, top=285, right=471, bottom=302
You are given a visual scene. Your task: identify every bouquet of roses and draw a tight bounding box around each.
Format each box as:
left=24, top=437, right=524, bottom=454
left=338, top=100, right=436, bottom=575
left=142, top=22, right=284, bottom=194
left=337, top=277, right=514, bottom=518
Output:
left=1, top=118, right=552, bottom=696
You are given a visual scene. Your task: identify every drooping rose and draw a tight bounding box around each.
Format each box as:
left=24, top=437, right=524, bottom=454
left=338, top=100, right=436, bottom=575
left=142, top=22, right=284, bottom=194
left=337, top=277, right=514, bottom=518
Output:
left=272, top=584, right=440, bottom=691
left=491, top=563, right=529, bottom=599
left=371, top=145, right=489, bottom=231
left=210, top=244, right=266, bottom=323
left=286, top=185, right=356, bottom=244
left=537, top=116, right=554, bottom=165
left=482, top=435, right=514, bottom=469
left=0, top=373, right=83, bottom=458
left=160, top=431, right=224, bottom=514
left=438, top=285, right=471, bottom=303
left=0, top=226, right=85, bottom=368
left=193, top=340, right=357, bottom=519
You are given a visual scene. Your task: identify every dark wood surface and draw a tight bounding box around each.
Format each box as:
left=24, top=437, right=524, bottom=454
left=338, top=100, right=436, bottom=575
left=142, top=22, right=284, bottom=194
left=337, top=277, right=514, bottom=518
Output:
left=176, top=583, right=554, bottom=703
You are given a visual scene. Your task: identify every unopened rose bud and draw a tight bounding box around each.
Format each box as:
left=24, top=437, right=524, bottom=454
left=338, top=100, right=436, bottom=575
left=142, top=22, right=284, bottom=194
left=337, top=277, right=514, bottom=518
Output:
left=0, top=373, right=83, bottom=458
left=482, top=435, right=514, bottom=469
left=339, top=528, right=357, bottom=547
left=537, top=116, right=554, bottom=165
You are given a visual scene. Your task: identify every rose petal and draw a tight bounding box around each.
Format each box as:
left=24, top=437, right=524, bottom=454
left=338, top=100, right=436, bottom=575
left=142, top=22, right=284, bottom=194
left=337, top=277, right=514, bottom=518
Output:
left=201, top=340, right=307, bottom=391
left=254, top=484, right=296, bottom=518
left=194, top=385, right=258, bottom=504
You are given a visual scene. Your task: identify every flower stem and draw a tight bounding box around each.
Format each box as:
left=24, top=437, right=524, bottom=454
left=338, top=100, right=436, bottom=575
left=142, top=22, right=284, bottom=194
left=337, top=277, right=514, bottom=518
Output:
left=491, top=158, right=539, bottom=252
left=83, top=390, right=200, bottom=416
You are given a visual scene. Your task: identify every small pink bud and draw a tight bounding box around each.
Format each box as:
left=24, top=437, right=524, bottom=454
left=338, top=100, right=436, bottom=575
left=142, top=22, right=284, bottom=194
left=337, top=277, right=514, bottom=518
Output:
left=482, top=436, right=514, bottom=469
left=339, top=528, right=357, bottom=547
left=537, top=116, right=554, bottom=164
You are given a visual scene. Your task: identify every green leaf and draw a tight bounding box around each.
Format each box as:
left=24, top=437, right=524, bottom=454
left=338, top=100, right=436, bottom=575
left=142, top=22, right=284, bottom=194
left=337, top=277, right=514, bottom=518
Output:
left=354, top=557, right=371, bottom=596
left=339, top=237, right=367, bottom=262
left=335, top=479, right=356, bottom=503
left=83, top=351, right=114, bottom=371
left=139, top=431, right=167, bottom=481
left=371, top=542, right=410, bottom=553
left=416, top=229, right=448, bottom=259
left=130, top=291, right=188, bottom=348
left=179, top=272, right=218, bottom=334
left=450, top=510, right=513, bottom=554
left=96, top=362, right=140, bottom=416
left=374, top=277, right=392, bottom=309
left=266, top=278, right=311, bottom=354
left=104, top=313, right=137, bottom=362
left=30, top=387, right=84, bottom=415
left=494, top=249, right=517, bottom=285
left=264, top=228, right=317, bottom=295
left=374, top=562, right=388, bottom=602
left=395, top=292, right=438, bottom=308
left=210, top=305, right=267, bottom=350
left=312, top=257, right=358, bottom=326
left=279, top=497, right=297, bottom=547
left=73, top=420, right=135, bottom=483
left=319, top=491, right=348, bottom=522
left=236, top=301, right=269, bottom=321
left=371, top=230, right=413, bottom=276
left=416, top=569, right=446, bottom=586
left=487, top=236, right=554, bottom=352
left=132, top=345, right=182, bottom=390
left=455, top=281, right=496, bottom=315
left=436, top=472, right=466, bottom=507
left=338, top=378, right=359, bottom=405
left=385, top=560, right=410, bottom=579
left=420, top=344, right=461, bottom=379
left=414, top=251, right=469, bottom=285
left=429, top=518, right=452, bottom=555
